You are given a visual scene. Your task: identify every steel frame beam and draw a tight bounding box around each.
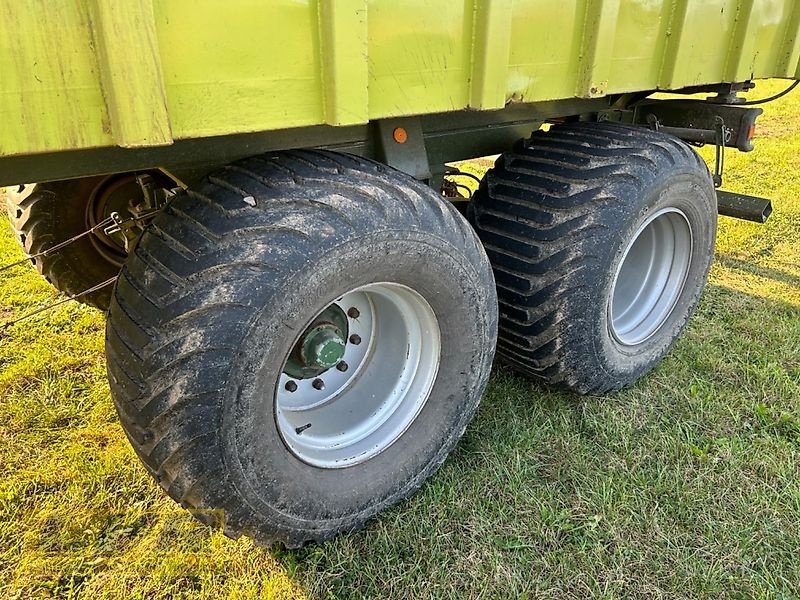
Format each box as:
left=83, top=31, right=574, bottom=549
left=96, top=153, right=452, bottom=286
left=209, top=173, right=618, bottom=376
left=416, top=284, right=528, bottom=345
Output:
left=0, top=98, right=608, bottom=187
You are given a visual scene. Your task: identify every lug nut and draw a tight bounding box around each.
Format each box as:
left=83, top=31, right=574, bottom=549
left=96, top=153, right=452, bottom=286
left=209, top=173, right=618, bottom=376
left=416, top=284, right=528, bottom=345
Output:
left=347, top=307, right=360, bottom=319
left=336, top=361, right=349, bottom=372
left=312, top=378, right=325, bottom=390
left=349, top=334, right=361, bottom=345
left=285, top=380, right=298, bottom=393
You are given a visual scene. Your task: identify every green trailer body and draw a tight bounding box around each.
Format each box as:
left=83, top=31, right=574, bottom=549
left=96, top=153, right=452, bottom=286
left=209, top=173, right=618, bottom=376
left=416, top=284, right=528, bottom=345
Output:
left=2, top=0, right=800, bottom=185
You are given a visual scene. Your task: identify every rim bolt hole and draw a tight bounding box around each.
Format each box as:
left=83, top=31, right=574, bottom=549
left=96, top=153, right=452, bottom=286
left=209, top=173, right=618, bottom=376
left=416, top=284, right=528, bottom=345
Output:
left=285, top=380, right=298, bottom=393
left=347, top=307, right=360, bottom=319
left=312, top=378, right=325, bottom=390
left=349, top=334, right=361, bottom=345
left=336, top=362, right=349, bottom=372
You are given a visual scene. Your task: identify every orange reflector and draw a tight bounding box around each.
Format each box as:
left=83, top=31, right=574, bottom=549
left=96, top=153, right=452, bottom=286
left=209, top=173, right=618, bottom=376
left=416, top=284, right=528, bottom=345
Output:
left=393, top=127, right=408, bottom=144
left=748, top=124, right=756, bottom=140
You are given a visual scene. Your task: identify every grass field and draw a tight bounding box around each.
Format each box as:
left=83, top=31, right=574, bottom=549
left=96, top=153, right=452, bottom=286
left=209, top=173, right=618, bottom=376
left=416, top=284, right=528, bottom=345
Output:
left=1, top=81, right=799, bottom=599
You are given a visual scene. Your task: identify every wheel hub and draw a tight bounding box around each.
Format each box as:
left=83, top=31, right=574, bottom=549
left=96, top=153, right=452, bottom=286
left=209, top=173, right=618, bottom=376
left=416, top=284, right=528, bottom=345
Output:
left=85, top=172, right=173, bottom=266
left=276, top=283, right=441, bottom=469
left=86, top=176, right=147, bottom=263
left=284, top=305, right=348, bottom=379
left=303, top=326, right=346, bottom=370
left=609, top=208, right=693, bottom=346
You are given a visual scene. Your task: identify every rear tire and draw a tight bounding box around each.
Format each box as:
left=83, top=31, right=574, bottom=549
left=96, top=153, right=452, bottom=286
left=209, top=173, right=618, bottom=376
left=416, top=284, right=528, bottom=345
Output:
left=105, top=151, right=498, bottom=547
left=469, top=122, right=716, bottom=394
left=5, top=179, right=123, bottom=310
left=5, top=173, right=173, bottom=310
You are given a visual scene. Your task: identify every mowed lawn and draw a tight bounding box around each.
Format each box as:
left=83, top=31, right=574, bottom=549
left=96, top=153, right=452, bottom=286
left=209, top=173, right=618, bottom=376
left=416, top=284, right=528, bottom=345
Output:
left=2, top=81, right=799, bottom=599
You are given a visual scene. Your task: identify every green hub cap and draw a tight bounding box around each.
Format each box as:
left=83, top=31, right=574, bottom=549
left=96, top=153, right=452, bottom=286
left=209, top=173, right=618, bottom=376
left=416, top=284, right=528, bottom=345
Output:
left=284, top=305, right=349, bottom=379
left=302, top=325, right=345, bottom=369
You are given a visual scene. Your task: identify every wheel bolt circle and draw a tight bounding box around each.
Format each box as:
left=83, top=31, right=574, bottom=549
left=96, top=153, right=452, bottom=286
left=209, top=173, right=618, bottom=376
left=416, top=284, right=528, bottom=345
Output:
left=285, top=380, right=298, bottom=393
left=336, top=361, right=349, bottom=372
left=312, top=378, right=325, bottom=390
left=347, top=307, right=360, bottom=319
left=349, top=334, right=362, bottom=345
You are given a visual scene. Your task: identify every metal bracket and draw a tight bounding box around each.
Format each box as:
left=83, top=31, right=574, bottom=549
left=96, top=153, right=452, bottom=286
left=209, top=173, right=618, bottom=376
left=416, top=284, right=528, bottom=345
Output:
left=712, top=116, right=727, bottom=188
left=634, top=99, right=762, bottom=152
left=646, top=112, right=727, bottom=188
left=717, top=190, right=773, bottom=223
left=104, top=212, right=140, bottom=252
left=374, top=117, right=431, bottom=181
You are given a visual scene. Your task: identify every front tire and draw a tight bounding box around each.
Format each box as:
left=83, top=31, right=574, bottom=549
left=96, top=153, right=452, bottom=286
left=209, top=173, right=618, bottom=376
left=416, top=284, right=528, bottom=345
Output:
left=106, top=151, right=497, bottom=547
left=470, top=122, right=716, bottom=394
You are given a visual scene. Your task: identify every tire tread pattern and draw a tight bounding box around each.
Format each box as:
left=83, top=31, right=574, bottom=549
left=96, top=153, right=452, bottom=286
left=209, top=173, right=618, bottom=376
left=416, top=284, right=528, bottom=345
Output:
left=4, top=181, right=118, bottom=310
left=469, top=122, right=710, bottom=393
left=106, top=150, right=494, bottom=547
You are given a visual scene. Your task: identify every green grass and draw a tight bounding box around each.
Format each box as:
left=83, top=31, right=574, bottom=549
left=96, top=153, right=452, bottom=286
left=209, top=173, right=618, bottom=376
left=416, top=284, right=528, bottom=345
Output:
left=2, top=80, right=799, bottom=599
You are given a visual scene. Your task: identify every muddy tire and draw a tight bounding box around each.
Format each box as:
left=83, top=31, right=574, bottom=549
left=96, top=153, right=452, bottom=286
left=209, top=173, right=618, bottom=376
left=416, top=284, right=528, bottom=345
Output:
left=5, top=173, right=173, bottom=311
left=105, top=151, right=498, bottom=547
left=469, top=122, right=716, bottom=394
left=5, top=179, right=123, bottom=310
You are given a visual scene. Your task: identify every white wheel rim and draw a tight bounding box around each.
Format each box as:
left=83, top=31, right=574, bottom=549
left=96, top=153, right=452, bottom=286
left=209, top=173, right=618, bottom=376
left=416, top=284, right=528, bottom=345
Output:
left=609, top=208, right=693, bottom=346
left=275, top=283, right=441, bottom=468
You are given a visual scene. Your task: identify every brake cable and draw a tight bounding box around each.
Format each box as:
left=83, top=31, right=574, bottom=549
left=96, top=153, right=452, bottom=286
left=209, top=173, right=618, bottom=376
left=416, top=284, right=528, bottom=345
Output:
left=0, top=210, right=160, bottom=331
left=0, top=215, right=116, bottom=275
left=0, top=277, right=118, bottom=332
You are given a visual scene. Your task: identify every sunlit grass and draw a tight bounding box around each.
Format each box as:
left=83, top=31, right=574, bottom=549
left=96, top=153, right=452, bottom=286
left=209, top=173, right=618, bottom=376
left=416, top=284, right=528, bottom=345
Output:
left=1, top=79, right=799, bottom=598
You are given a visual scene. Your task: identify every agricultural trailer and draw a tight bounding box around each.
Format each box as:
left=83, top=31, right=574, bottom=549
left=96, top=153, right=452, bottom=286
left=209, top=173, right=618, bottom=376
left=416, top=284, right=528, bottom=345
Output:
left=1, top=0, right=799, bottom=547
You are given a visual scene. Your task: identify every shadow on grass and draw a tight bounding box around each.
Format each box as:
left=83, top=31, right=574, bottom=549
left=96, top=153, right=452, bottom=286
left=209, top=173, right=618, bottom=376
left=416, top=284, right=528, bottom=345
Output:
left=271, top=283, right=800, bottom=598
left=717, top=254, right=800, bottom=289
left=3, top=251, right=797, bottom=597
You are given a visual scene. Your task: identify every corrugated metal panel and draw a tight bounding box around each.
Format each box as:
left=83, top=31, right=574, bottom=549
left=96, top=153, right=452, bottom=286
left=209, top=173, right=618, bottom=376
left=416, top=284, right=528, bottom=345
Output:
left=1, top=0, right=799, bottom=158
